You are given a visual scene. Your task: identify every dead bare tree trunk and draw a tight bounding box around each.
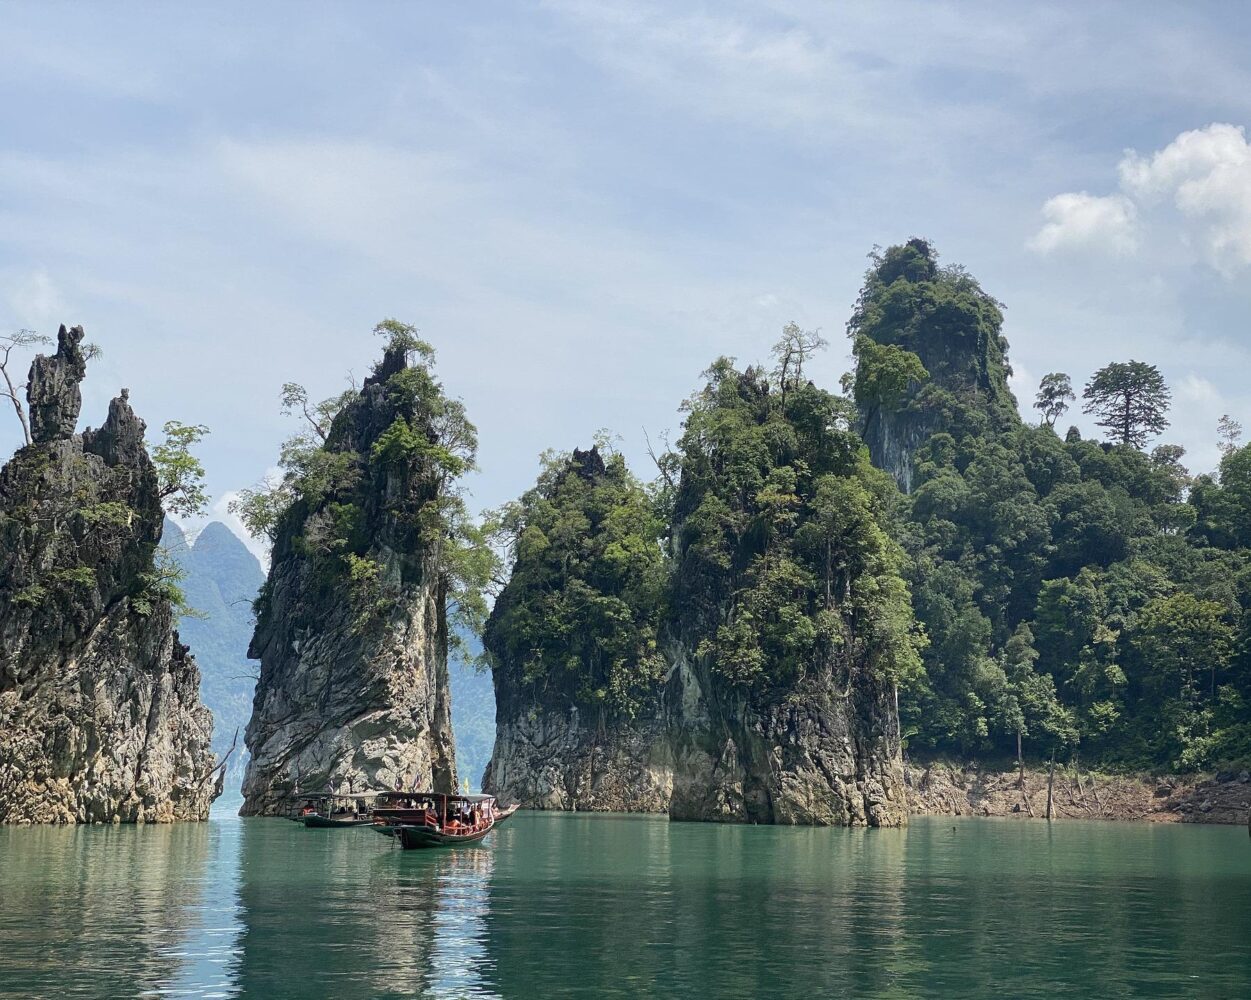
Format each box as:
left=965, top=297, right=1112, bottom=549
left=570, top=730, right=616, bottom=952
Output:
left=1046, top=755, right=1056, bottom=822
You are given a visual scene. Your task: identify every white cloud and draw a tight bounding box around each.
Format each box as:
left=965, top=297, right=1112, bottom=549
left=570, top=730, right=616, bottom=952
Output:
left=1031, top=123, right=1251, bottom=274
left=1027, top=192, right=1138, bottom=256
left=1120, top=123, right=1251, bottom=274
left=1176, top=372, right=1222, bottom=405
left=1169, top=373, right=1229, bottom=475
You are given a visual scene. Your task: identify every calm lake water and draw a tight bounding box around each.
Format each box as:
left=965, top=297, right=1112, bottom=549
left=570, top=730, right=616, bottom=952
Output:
left=1, top=811, right=1249, bottom=999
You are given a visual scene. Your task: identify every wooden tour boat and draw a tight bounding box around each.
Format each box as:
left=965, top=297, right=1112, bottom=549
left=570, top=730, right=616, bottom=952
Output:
left=294, top=792, right=378, bottom=828
left=494, top=803, right=520, bottom=825
left=371, top=792, right=512, bottom=849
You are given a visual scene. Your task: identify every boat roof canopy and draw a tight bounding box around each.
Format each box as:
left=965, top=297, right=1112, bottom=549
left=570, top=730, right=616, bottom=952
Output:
left=374, top=791, right=496, bottom=803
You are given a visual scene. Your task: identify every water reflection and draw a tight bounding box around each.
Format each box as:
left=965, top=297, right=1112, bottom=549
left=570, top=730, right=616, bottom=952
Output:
left=0, top=822, right=222, bottom=998
left=481, top=816, right=918, bottom=997
left=232, top=820, right=497, bottom=998
left=3, top=814, right=1251, bottom=997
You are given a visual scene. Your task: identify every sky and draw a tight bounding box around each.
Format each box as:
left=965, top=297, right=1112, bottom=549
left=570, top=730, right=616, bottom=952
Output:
left=5, top=1, right=1251, bottom=558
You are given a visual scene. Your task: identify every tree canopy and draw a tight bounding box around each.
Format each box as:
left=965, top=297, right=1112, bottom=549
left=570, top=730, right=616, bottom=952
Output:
left=1083, top=361, right=1171, bottom=449
left=849, top=241, right=1249, bottom=771
left=483, top=445, right=667, bottom=720
left=1034, top=372, right=1075, bottom=428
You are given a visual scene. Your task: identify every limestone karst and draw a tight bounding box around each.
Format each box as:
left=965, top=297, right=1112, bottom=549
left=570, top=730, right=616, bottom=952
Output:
left=0, top=326, right=218, bottom=823
left=484, top=357, right=921, bottom=827
left=240, top=333, right=472, bottom=815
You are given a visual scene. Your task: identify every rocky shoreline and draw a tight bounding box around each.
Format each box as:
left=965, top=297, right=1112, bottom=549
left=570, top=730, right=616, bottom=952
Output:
left=906, top=758, right=1251, bottom=826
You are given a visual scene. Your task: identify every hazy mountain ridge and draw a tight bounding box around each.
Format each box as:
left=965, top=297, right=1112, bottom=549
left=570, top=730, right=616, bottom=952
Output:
left=164, top=518, right=264, bottom=806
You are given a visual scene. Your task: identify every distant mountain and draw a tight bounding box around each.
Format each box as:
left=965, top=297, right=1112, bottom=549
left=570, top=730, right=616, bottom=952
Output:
left=448, top=636, right=496, bottom=792
left=163, top=519, right=264, bottom=807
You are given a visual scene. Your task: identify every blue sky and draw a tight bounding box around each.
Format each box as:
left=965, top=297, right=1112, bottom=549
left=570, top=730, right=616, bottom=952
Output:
left=4, top=1, right=1251, bottom=555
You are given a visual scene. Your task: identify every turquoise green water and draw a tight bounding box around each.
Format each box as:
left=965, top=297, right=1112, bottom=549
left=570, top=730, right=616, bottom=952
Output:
left=1, top=813, right=1250, bottom=998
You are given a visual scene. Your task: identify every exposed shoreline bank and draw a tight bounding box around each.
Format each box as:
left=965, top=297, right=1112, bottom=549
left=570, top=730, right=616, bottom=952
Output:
left=906, top=758, right=1251, bottom=826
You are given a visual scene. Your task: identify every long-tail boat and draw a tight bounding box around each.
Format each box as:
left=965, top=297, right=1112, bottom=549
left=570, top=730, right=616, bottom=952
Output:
left=296, top=792, right=378, bottom=828
left=371, top=792, right=503, bottom=849
left=494, top=804, right=520, bottom=825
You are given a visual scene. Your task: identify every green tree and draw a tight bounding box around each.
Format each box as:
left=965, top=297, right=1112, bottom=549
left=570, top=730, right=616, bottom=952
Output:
left=672, top=330, right=923, bottom=698
left=229, top=384, right=357, bottom=541
left=151, top=421, right=211, bottom=518
left=484, top=445, right=667, bottom=719
left=0, top=330, right=49, bottom=445
left=1034, top=372, right=1075, bottom=428
left=1082, top=361, right=1171, bottom=449
left=1218, top=414, right=1243, bottom=458
left=772, top=322, right=828, bottom=402
left=1128, top=593, right=1234, bottom=767
left=1219, top=443, right=1251, bottom=547
left=849, top=335, right=929, bottom=412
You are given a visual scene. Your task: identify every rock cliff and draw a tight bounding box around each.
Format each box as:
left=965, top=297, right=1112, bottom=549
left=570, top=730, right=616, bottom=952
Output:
left=660, top=360, right=918, bottom=826
left=482, top=447, right=672, bottom=811
left=482, top=711, right=672, bottom=811
left=665, top=652, right=906, bottom=825
left=0, top=325, right=218, bottom=824
left=240, top=339, right=461, bottom=815
left=851, top=238, right=1019, bottom=493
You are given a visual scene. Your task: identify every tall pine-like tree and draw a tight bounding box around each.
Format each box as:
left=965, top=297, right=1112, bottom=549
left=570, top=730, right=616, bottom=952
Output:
left=1082, top=361, right=1171, bottom=449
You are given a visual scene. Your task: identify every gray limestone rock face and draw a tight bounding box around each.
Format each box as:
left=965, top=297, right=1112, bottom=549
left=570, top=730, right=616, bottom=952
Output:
left=239, top=349, right=458, bottom=816
left=859, top=404, right=937, bottom=495
left=26, top=325, right=87, bottom=444
left=482, top=709, right=671, bottom=812
left=0, top=331, right=218, bottom=824
left=240, top=557, right=456, bottom=814
left=483, top=635, right=906, bottom=826
left=665, top=657, right=907, bottom=826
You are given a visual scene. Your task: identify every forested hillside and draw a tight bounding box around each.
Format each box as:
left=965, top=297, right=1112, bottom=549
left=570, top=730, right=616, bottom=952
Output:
left=853, top=239, right=1251, bottom=771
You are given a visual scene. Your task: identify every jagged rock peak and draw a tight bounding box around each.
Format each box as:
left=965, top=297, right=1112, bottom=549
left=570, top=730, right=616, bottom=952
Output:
left=83, top=389, right=147, bottom=468
left=241, top=336, right=463, bottom=816
left=0, top=327, right=218, bottom=824
left=27, top=324, right=87, bottom=443
left=851, top=240, right=1018, bottom=492
left=364, top=341, right=409, bottom=387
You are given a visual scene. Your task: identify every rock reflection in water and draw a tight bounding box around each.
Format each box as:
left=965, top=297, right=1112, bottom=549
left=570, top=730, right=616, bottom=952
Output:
left=0, top=821, right=226, bottom=999
left=5, top=813, right=1251, bottom=997
left=232, top=819, right=497, bottom=999
left=479, top=814, right=916, bottom=997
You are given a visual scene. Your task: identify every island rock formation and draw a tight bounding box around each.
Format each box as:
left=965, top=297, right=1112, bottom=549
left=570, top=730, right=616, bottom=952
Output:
left=661, top=363, right=915, bottom=826
left=0, top=326, right=218, bottom=823
left=485, top=362, right=920, bottom=828
left=482, top=447, right=672, bottom=811
left=240, top=341, right=458, bottom=815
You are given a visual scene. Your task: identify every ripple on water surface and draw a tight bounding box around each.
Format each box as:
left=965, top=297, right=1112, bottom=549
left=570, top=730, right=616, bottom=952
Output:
left=1, top=814, right=1250, bottom=998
